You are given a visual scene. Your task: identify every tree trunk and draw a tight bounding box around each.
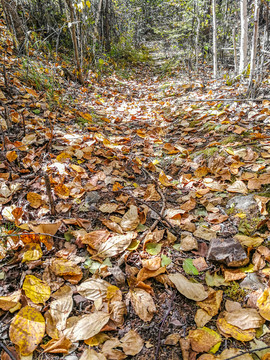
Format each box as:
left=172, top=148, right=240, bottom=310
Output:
left=232, top=27, right=238, bottom=75
left=65, top=0, right=83, bottom=84
left=248, top=0, right=260, bottom=95
left=212, top=0, right=217, bottom=79
left=239, top=0, right=248, bottom=74
left=195, top=0, right=200, bottom=71
left=1, top=0, right=26, bottom=53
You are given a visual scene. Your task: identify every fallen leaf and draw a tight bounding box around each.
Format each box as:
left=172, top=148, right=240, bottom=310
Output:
left=197, top=290, right=223, bottom=316
left=80, top=347, right=106, bottom=360
left=168, top=273, right=209, bottom=301
left=120, top=330, right=144, bottom=355
left=225, top=308, right=264, bottom=330
left=77, top=278, right=111, bottom=300
left=120, top=205, right=140, bottom=231
left=188, top=327, right=221, bottom=353
left=217, top=312, right=256, bottom=341
left=227, top=180, right=248, bottom=194
left=130, top=288, right=156, bottom=321
left=63, top=311, right=110, bottom=342
left=9, top=306, right=45, bottom=355
left=22, top=275, right=51, bottom=304
left=96, top=232, right=137, bottom=258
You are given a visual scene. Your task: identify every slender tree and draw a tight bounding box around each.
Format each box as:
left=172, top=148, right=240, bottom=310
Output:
left=248, top=0, right=260, bottom=94
left=239, top=0, right=248, bottom=74
left=212, top=0, right=217, bottom=78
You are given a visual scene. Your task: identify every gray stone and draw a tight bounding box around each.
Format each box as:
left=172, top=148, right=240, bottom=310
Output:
left=240, top=273, right=265, bottom=291
left=207, top=237, right=249, bottom=267
left=85, top=191, right=101, bottom=204
left=226, top=195, right=258, bottom=213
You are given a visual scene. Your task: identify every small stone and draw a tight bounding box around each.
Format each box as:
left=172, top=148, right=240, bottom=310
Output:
left=207, top=237, right=248, bottom=267
left=85, top=191, right=101, bottom=204
left=227, top=195, right=258, bottom=213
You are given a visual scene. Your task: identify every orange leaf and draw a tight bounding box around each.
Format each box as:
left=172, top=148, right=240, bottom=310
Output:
left=6, top=151, right=17, bottom=162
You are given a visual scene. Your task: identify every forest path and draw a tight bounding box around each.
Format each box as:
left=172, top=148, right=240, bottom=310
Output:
left=2, top=23, right=270, bottom=358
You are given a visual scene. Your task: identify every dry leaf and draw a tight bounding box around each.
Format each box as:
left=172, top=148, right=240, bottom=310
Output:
left=27, top=193, right=43, bottom=208
left=217, top=313, right=256, bottom=341
left=168, top=273, right=209, bottom=301
left=188, top=327, right=221, bottom=353
left=22, top=275, right=51, bottom=304
left=120, top=330, right=144, bottom=355
left=197, top=290, right=223, bottom=316
left=227, top=180, right=248, bottom=194
left=194, top=309, right=212, bottom=328
left=225, top=308, right=264, bottom=330
left=77, top=278, right=111, bottom=300
left=257, top=288, right=270, bottom=320
left=80, top=348, right=106, bottom=360
left=130, top=288, right=156, bottom=321
left=9, top=306, right=45, bottom=355
left=63, top=311, right=110, bottom=342
left=120, top=205, right=140, bottom=231
left=96, top=232, right=137, bottom=258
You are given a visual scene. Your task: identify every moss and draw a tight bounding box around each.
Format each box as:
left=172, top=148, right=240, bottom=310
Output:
left=238, top=217, right=261, bottom=235
left=221, top=135, right=238, bottom=145
left=224, top=281, right=247, bottom=302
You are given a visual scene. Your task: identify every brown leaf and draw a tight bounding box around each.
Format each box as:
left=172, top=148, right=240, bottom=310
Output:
left=129, top=288, right=156, bottom=321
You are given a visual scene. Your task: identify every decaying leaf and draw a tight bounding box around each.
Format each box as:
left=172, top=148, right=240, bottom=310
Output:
left=120, top=205, right=140, bottom=231
left=194, top=309, right=212, bottom=328
left=188, top=327, right=221, bottom=353
left=257, top=288, right=270, bottom=320
left=95, top=232, right=137, bottom=258
left=22, top=275, right=51, bottom=304
left=120, top=330, right=144, bottom=355
left=225, top=308, right=264, bottom=330
left=129, top=288, right=156, bottom=321
left=77, top=278, right=112, bottom=300
left=168, top=273, right=209, bottom=301
left=9, top=306, right=45, bottom=355
left=197, top=290, right=223, bottom=316
left=217, top=312, right=256, bottom=341
left=63, top=311, right=110, bottom=341
left=80, top=347, right=106, bottom=360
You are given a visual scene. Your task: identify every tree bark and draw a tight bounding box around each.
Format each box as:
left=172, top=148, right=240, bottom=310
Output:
left=65, top=0, right=83, bottom=84
left=1, top=0, right=26, bottom=53
left=212, top=0, right=217, bottom=79
left=248, top=0, right=260, bottom=95
left=239, top=0, right=248, bottom=74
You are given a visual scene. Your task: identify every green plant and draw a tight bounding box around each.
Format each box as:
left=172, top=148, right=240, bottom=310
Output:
left=224, top=281, right=247, bottom=302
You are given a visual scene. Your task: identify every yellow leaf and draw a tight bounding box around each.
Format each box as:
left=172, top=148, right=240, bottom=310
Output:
left=257, top=288, right=270, bottom=320
left=9, top=306, right=45, bottom=355
left=27, top=192, right=43, bottom=208
left=159, top=170, right=174, bottom=187
left=22, top=243, right=43, bottom=262
left=22, top=275, right=51, bottom=304
left=6, top=151, right=17, bottom=162
left=217, top=313, right=256, bottom=341
left=54, top=184, right=70, bottom=199
left=188, top=327, right=221, bottom=353
left=86, top=0, right=91, bottom=7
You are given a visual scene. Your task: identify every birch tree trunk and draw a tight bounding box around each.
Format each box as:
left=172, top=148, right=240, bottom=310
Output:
left=212, top=0, right=217, bottom=79
left=239, top=0, right=248, bottom=74
left=248, top=0, right=260, bottom=95
left=195, top=0, right=200, bottom=71
left=233, top=27, right=238, bottom=75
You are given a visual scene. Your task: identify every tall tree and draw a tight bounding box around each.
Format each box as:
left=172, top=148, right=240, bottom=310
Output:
left=239, top=0, right=248, bottom=74
left=212, top=0, right=217, bottom=78
left=248, top=0, right=260, bottom=95
left=65, top=0, right=83, bottom=84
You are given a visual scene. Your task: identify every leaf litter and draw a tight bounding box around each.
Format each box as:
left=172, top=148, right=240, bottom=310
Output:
left=2, top=18, right=270, bottom=360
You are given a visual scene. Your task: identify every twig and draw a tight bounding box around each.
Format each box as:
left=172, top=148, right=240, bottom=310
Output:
left=22, top=112, right=26, bottom=137
left=178, top=98, right=269, bottom=103
left=44, top=173, right=56, bottom=216
left=0, top=342, right=17, bottom=360
left=224, top=346, right=270, bottom=360
left=155, top=291, right=175, bottom=360
left=0, top=125, right=5, bottom=151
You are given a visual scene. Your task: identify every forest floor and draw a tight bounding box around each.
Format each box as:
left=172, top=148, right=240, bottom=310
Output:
left=2, top=17, right=270, bottom=360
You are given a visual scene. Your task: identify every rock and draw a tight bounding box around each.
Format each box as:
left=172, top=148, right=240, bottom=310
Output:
left=227, top=195, right=258, bottom=213
left=85, top=191, right=101, bottom=204
left=207, top=237, right=249, bottom=267
left=240, top=273, right=265, bottom=291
